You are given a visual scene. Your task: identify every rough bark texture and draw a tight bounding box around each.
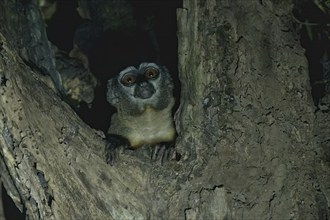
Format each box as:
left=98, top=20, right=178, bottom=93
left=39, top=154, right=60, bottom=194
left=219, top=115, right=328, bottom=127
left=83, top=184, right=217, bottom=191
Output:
left=0, top=0, right=64, bottom=94
left=175, top=0, right=329, bottom=219
left=0, top=0, right=329, bottom=220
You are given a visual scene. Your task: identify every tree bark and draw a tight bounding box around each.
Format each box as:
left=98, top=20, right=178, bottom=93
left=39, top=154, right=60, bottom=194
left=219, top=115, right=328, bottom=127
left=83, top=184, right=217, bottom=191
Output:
left=0, top=0, right=329, bottom=219
left=176, top=0, right=329, bottom=219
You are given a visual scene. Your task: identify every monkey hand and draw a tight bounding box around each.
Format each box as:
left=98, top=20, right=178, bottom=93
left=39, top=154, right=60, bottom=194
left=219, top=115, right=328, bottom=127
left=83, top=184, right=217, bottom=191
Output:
left=105, top=134, right=130, bottom=166
left=105, top=135, right=181, bottom=165
left=151, top=142, right=180, bottom=165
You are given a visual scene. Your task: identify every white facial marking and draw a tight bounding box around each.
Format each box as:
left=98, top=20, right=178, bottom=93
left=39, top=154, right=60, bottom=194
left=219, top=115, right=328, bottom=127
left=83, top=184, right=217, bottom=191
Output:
left=138, top=62, right=159, bottom=70
left=118, top=66, right=137, bottom=78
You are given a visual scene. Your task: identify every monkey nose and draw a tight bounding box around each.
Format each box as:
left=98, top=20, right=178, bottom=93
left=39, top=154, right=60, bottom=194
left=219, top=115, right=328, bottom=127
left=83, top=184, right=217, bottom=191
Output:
left=138, top=81, right=148, bottom=87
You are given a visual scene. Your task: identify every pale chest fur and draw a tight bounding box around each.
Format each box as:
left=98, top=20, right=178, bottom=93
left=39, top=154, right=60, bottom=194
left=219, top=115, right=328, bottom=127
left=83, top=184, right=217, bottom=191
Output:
left=108, top=105, right=176, bottom=148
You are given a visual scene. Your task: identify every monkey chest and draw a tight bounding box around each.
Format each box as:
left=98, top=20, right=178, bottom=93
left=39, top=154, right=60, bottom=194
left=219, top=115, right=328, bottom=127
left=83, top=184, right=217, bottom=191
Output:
left=114, top=108, right=176, bottom=148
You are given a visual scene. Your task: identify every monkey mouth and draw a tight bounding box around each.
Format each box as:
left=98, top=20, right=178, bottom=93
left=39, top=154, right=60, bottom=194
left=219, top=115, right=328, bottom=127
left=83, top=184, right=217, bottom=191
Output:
left=134, top=85, right=155, bottom=99
left=135, top=89, right=154, bottom=99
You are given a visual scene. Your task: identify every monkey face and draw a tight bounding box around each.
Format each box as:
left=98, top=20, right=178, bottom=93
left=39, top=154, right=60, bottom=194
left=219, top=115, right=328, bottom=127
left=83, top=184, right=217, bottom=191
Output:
left=120, top=65, right=159, bottom=99
left=107, top=63, right=174, bottom=114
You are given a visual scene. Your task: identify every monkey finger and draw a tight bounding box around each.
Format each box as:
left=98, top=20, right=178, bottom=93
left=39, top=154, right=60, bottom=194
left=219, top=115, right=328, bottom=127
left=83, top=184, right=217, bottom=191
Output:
left=151, top=145, right=160, bottom=161
left=161, top=148, right=169, bottom=163
left=157, top=145, right=167, bottom=164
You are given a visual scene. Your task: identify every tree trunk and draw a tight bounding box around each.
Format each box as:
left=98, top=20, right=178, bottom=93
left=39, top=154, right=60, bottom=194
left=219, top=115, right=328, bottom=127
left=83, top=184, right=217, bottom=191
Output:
left=0, top=0, right=329, bottom=219
left=176, top=0, right=329, bottom=219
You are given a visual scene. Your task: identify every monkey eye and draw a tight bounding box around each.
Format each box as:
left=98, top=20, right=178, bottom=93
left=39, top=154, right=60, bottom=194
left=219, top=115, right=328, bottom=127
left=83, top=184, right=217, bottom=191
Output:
left=145, top=67, right=159, bottom=79
left=121, top=73, right=136, bottom=86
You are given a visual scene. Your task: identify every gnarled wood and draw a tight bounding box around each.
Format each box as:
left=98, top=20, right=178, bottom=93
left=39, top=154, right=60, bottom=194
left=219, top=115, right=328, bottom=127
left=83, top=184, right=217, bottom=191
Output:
left=0, top=0, right=329, bottom=219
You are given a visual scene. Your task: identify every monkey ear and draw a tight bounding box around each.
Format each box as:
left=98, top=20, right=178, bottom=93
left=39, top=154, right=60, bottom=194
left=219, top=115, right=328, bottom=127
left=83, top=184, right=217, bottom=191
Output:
left=107, top=79, right=119, bottom=107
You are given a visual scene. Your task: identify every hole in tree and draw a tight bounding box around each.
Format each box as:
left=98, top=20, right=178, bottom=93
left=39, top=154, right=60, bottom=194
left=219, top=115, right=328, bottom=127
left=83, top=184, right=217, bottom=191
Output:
left=293, top=0, right=330, bottom=111
left=42, top=0, right=183, bottom=132
left=1, top=184, right=25, bottom=220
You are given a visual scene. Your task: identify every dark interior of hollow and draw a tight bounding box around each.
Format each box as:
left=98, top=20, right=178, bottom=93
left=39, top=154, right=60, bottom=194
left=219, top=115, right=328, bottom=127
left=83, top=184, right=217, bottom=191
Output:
left=293, top=0, right=330, bottom=110
left=2, top=184, right=25, bottom=220
left=46, top=0, right=183, bottom=132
